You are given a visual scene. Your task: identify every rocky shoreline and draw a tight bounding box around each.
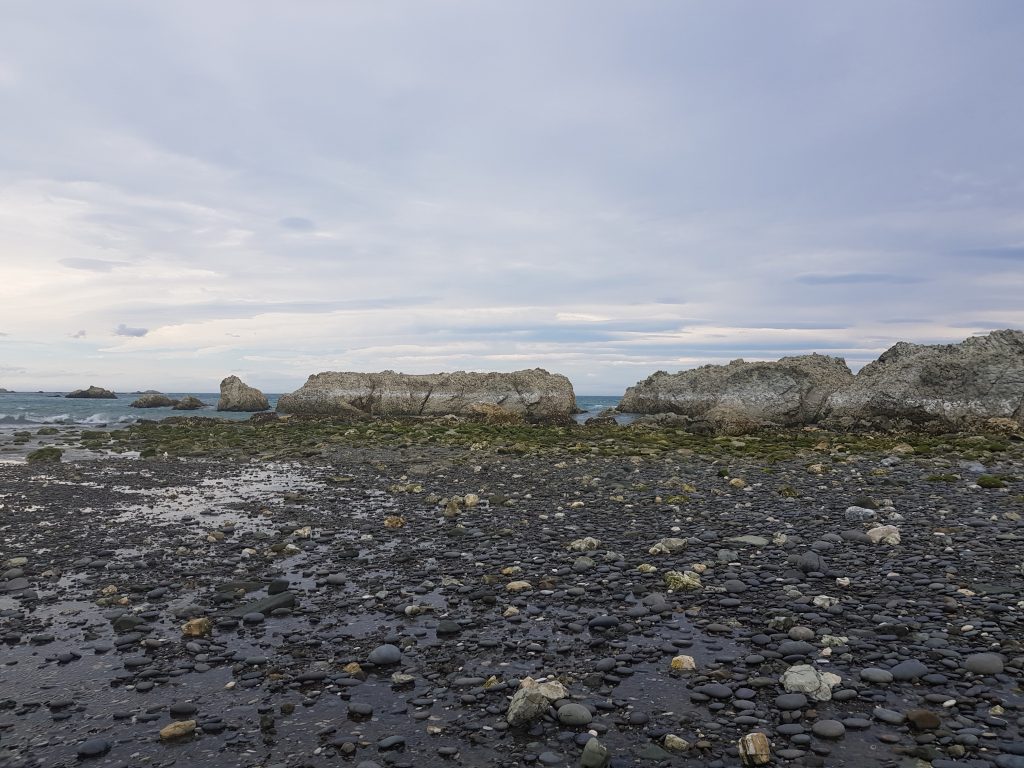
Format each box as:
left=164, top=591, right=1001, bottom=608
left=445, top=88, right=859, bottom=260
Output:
left=1, top=419, right=1022, bottom=767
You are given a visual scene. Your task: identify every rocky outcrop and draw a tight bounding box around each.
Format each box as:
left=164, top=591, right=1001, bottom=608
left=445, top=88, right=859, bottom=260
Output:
left=276, top=368, right=575, bottom=423
left=619, top=355, right=853, bottom=435
left=217, top=376, right=269, bottom=412
left=130, top=394, right=177, bottom=408
left=172, top=395, right=206, bottom=410
left=824, top=329, right=1024, bottom=431
left=65, top=385, right=117, bottom=399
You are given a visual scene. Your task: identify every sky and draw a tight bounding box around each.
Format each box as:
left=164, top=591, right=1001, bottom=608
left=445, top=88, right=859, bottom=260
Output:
left=1, top=1, right=1023, bottom=395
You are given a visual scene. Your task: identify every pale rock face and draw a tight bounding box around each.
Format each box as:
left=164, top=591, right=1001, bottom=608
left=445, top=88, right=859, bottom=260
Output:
left=217, top=375, right=270, bottom=412
left=824, top=329, right=1024, bottom=430
left=866, top=525, right=901, bottom=545
left=567, top=536, right=602, bottom=552
left=620, top=354, right=853, bottom=435
left=505, top=677, right=568, bottom=725
left=738, top=732, right=772, bottom=766
left=276, top=368, right=575, bottom=423
left=649, top=537, right=688, bottom=555
left=781, top=664, right=842, bottom=701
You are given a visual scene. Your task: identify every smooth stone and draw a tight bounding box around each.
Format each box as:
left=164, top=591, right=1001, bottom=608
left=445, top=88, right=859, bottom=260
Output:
left=368, top=644, right=402, bottom=665
left=77, top=738, right=111, bottom=757
left=860, top=668, right=894, bottom=685
left=811, top=720, right=846, bottom=740
left=964, top=653, right=1004, bottom=675
left=557, top=702, right=593, bottom=726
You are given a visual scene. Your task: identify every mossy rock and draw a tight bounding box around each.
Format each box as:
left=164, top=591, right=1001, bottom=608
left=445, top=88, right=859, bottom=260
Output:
left=977, top=475, right=1007, bottom=489
left=27, top=446, right=63, bottom=463
left=36, top=427, right=59, bottom=436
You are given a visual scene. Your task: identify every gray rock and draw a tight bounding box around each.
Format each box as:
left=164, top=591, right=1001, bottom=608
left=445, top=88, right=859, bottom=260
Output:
left=824, top=329, right=1024, bottom=431
left=66, top=385, right=117, bottom=399
left=227, top=591, right=296, bottom=617
left=872, top=707, right=906, bottom=725
left=579, top=737, right=610, bottom=768
left=811, top=720, right=846, bottom=740
left=859, top=667, right=894, bottom=685
left=172, top=395, right=206, bottom=410
left=130, top=394, right=176, bottom=408
left=217, top=375, right=270, bottom=412
left=557, top=703, right=593, bottom=726
left=619, top=354, right=853, bottom=434
left=964, top=652, right=1005, bottom=675
left=276, top=368, right=575, bottom=424
left=890, top=659, right=929, bottom=680
left=780, top=664, right=842, bottom=701
left=506, top=687, right=551, bottom=726
left=367, top=644, right=402, bottom=665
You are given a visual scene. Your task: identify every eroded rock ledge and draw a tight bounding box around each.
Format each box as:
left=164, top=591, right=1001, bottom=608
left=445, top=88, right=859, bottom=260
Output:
left=620, top=330, right=1024, bottom=434
left=276, top=368, right=575, bottom=424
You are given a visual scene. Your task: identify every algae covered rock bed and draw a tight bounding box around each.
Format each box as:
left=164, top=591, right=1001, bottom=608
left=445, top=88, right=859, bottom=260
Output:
left=1, top=419, right=1023, bottom=767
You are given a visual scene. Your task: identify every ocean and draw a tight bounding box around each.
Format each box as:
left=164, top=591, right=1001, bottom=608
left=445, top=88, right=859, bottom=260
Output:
left=0, top=391, right=624, bottom=429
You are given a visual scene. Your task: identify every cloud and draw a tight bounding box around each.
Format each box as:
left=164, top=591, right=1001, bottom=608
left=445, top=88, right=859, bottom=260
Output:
left=71, top=329, right=87, bottom=338
left=59, top=257, right=129, bottom=272
left=114, top=324, right=148, bottom=337
left=962, top=247, right=1024, bottom=260
left=795, top=273, right=924, bottom=286
left=279, top=217, right=316, bottom=232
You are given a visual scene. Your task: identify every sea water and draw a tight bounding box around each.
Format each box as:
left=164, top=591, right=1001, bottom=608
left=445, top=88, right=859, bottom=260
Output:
left=0, top=392, right=273, bottom=429
left=0, top=391, right=624, bottom=429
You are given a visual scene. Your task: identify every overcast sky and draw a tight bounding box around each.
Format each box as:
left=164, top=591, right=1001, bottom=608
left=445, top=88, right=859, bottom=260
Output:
left=1, top=1, right=1022, bottom=394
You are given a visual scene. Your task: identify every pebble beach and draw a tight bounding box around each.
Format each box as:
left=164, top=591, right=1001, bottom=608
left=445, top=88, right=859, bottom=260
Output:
left=1, top=419, right=1022, bottom=768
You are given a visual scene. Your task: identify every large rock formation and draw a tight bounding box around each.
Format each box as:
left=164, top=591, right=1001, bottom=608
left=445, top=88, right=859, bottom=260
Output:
left=824, top=329, right=1024, bottom=431
left=217, top=376, right=269, bottom=412
left=619, top=354, right=853, bottom=435
left=276, top=368, right=575, bottom=423
left=65, top=385, right=117, bottom=399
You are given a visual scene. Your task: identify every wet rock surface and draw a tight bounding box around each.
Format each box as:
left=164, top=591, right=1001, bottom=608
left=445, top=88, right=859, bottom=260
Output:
left=0, top=424, right=1022, bottom=767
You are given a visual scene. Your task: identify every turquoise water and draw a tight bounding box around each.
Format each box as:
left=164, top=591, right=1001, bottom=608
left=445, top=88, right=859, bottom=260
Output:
left=0, top=391, right=622, bottom=428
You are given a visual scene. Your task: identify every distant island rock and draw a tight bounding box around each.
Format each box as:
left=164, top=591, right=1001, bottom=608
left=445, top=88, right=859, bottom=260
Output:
left=276, top=368, right=576, bottom=424
left=620, top=329, right=1024, bottom=434
left=130, top=394, right=177, bottom=408
left=173, top=395, right=206, bottom=410
left=65, top=385, right=117, bottom=399
left=217, top=376, right=270, bottom=412
left=620, top=354, right=853, bottom=435
left=0, top=387, right=12, bottom=393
